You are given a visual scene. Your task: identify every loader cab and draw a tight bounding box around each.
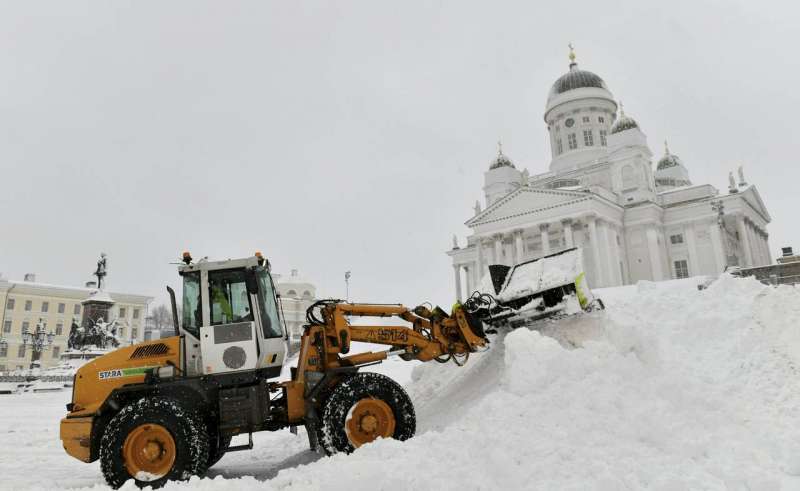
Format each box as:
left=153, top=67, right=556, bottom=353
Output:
left=176, top=255, right=286, bottom=378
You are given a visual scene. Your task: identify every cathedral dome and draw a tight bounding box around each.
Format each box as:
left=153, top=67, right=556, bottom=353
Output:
left=654, top=141, right=692, bottom=190
left=611, top=103, right=639, bottom=134
left=548, top=67, right=608, bottom=102
left=489, top=144, right=515, bottom=170
left=657, top=144, right=683, bottom=170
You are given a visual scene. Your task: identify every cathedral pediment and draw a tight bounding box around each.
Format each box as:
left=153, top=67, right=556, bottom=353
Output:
left=741, top=186, right=772, bottom=222
left=466, top=187, right=590, bottom=226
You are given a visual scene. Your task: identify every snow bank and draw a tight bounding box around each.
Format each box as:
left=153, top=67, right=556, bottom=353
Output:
left=9, top=275, right=800, bottom=490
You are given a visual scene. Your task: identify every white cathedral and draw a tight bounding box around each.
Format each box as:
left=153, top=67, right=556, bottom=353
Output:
left=448, top=48, right=772, bottom=299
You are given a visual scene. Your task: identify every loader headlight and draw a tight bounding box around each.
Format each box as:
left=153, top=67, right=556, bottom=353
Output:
left=151, top=365, right=176, bottom=380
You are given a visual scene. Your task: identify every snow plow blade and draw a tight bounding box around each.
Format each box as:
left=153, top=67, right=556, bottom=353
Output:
left=477, top=247, right=603, bottom=328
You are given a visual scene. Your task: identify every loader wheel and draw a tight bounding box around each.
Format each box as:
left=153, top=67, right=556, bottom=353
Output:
left=99, top=397, right=209, bottom=489
left=317, top=372, right=416, bottom=454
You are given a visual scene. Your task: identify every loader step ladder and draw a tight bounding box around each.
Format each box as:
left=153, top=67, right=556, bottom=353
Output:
left=226, top=432, right=254, bottom=453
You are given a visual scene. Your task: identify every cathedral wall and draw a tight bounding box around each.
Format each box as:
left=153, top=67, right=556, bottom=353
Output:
left=625, top=227, right=654, bottom=282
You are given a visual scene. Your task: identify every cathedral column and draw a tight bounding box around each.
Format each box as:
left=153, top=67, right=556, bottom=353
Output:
left=476, top=239, right=485, bottom=281
left=504, top=232, right=515, bottom=265
left=540, top=223, right=551, bottom=256
left=453, top=265, right=462, bottom=301
left=562, top=219, right=574, bottom=248
left=513, top=229, right=524, bottom=264
left=754, top=224, right=765, bottom=266
left=598, top=220, right=616, bottom=286
left=759, top=229, right=769, bottom=264
left=607, top=222, right=623, bottom=286
left=646, top=226, right=664, bottom=280
left=617, top=227, right=630, bottom=284
left=765, top=232, right=773, bottom=263
left=736, top=214, right=753, bottom=267
left=586, top=216, right=604, bottom=286
left=708, top=221, right=726, bottom=273
left=684, top=224, right=700, bottom=276
left=754, top=224, right=766, bottom=266
left=493, top=234, right=503, bottom=265
left=745, top=220, right=758, bottom=266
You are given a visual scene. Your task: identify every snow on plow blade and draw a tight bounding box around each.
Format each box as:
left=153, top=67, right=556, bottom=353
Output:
left=484, top=247, right=603, bottom=327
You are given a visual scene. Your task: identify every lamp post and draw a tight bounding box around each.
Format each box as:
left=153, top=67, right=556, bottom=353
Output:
left=0, top=337, right=7, bottom=374
left=21, top=318, right=55, bottom=370
left=344, top=271, right=351, bottom=302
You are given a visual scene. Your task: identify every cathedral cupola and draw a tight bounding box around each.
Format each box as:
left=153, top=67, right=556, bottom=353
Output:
left=547, top=47, right=609, bottom=104
left=483, top=141, right=521, bottom=205
left=654, top=140, right=692, bottom=191
left=610, top=102, right=639, bottom=134
left=489, top=142, right=516, bottom=169
left=544, top=45, right=617, bottom=173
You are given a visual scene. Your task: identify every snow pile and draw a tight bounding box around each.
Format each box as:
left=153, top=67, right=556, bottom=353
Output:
left=137, top=274, right=800, bottom=490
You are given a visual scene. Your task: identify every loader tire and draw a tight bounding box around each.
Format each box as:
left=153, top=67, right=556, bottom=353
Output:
left=99, top=397, right=209, bottom=489
left=317, top=372, right=416, bottom=454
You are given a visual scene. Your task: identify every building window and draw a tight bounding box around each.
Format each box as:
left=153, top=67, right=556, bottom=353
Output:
left=52, top=347, right=61, bottom=359
left=119, top=307, right=126, bottom=318
left=0, top=345, right=6, bottom=357
left=583, top=130, right=594, bottom=146
left=670, top=234, right=684, bottom=245
left=599, top=129, right=608, bottom=146
left=58, top=303, right=65, bottom=314
left=21, top=321, right=29, bottom=334
left=132, top=328, right=138, bottom=339
left=6, top=298, right=14, bottom=310
left=599, top=116, right=605, bottom=123
left=556, top=139, right=563, bottom=155
left=674, top=260, right=689, bottom=279
left=74, top=304, right=81, bottom=315
left=133, top=309, right=140, bottom=320
left=25, top=300, right=32, bottom=311
left=567, top=133, right=578, bottom=150
left=2, top=321, right=10, bottom=333
left=582, top=116, right=590, bottom=123
left=56, top=323, right=63, bottom=335
left=41, top=301, right=49, bottom=313
left=119, top=327, right=125, bottom=338
left=17, top=345, right=26, bottom=358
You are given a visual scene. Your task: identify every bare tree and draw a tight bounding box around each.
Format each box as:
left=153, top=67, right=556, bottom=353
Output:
left=150, top=304, right=174, bottom=331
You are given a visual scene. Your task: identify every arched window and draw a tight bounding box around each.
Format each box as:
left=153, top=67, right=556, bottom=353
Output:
left=286, top=289, right=297, bottom=298
left=302, top=291, right=313, bottom=300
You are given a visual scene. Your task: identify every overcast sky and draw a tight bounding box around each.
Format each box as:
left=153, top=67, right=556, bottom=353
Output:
left=1, top=0, right=798, bottom=309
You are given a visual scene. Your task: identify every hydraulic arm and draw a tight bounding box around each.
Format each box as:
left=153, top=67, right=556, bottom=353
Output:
left=282, top=300, right=489, bottom=426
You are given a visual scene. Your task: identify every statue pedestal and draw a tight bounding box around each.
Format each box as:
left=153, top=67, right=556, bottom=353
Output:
left=81, top=290, right=115, bottom=329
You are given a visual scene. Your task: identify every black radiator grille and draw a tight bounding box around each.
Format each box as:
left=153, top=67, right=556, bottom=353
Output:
left=129, top=343, right=170, bottom=359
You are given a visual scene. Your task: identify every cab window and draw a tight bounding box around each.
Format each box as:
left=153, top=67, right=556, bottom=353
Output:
left=181, top=271, right=202, bottom=338
left=208, top=269, right=254, bottom=325
left=257, top=269, right=283, bottom=338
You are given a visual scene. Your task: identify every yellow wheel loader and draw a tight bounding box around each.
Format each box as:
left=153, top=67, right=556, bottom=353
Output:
left=60, top=252, right=489, bottom=488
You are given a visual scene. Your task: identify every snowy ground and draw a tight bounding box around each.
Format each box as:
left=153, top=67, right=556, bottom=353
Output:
left=3, top=275, right=800, bottom=490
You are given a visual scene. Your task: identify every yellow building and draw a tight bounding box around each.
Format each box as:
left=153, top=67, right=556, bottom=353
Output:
left=0, top=274, right=152, bottom=371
